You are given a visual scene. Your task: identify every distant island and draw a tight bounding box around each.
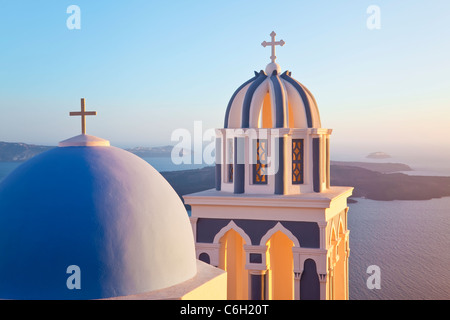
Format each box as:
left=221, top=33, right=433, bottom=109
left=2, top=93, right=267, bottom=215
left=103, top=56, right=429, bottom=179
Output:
left=1, top=141, right=449, bottom=202
left=330, top=161, right=411, bottom=173
left=125, top=146, right=174, bottom=158
left=0, top=142, right=53, bottom=162
left=0, top=141, right=176, bottom=161
left=367, top=151, right=391, bottom=159
left=329, top=164, right=450, bottom=201
left=161, top=164, right=450, bottom=205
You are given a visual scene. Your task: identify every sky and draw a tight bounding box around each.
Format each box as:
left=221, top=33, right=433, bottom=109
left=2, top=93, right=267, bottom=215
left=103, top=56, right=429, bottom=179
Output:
left=0, top=0, right=449, bottom=161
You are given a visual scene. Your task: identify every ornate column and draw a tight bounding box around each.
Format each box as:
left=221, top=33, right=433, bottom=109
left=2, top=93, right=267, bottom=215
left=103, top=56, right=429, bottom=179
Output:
left=274, top=136, right=285, bottom=195
left=318, top=221, right=327, bottom=250
left=215, top=136, right=222, bottom=191
left=189, top=216, right=198, bottom=242
left=292, top=248, right=302, bottom=300
left=293, top=271, right=302, bottom=300
left=344, top=232, right=350, bottom=300
left=319, top=272, right=328, bottom=300
left=234, top=136, right=245, bottom=194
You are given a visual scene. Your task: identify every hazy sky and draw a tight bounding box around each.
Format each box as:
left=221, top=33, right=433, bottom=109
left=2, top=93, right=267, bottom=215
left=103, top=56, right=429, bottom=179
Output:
left=0, top=0, right=449, bottom=160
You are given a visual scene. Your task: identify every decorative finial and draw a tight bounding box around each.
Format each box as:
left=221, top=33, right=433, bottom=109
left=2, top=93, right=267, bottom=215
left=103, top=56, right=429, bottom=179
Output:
left=69, top=98, right=97, bottom=135
left=261, top=31, right=285, bottom=63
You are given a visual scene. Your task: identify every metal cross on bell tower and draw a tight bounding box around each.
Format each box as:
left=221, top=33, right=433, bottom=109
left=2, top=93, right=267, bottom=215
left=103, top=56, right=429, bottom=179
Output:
left=261, top=31, right=285, bottom=63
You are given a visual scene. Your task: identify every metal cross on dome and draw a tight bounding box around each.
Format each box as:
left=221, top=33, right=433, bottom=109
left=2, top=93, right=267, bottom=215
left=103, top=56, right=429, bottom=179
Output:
left=261, top=31, right=285, bottom=63
left=69, top=98, right=97, bottom=135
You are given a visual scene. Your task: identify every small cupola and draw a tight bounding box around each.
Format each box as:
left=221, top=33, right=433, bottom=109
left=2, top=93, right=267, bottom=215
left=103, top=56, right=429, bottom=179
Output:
left=215, top=32, right=331, bottom=196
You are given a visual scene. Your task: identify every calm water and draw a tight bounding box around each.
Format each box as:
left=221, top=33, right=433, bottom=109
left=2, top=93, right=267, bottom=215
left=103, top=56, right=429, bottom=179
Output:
left=1, top=157, right=449, bottom=299
left=348, top=198, right=450, bottom=300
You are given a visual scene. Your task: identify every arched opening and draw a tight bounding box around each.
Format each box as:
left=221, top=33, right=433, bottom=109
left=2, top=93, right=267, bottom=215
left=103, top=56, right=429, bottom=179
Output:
left=334, top=221, right=346, bottom=299
left=199, top=252, right=210, bottom=264
left=258, top=93, right=272, bottom=128
left=300, top=259, right=320, bottom=300
left=288, top=101, right=295, bottom=128
left=330, top=226, right=337, bottom=248
left=265, top=230, right=294, bottom=300
left=328, top=226, right=337, bottom=299
left=219, top=229, right=248, bottom=300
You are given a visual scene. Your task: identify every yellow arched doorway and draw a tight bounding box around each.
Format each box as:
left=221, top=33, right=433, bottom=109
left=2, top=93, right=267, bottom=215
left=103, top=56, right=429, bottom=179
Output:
left=265, top=231, right=294, bottom=300
left=218, top=229, right=248, bottom=300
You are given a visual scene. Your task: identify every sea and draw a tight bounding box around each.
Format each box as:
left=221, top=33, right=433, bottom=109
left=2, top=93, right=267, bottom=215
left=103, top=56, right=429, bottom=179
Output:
left=0, top=154, right=449, bottom=300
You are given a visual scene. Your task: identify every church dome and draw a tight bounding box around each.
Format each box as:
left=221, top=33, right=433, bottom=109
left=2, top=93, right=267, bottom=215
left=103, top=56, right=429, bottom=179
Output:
left=0, top=141, right=197, bottom=299
left=224, top=70, right=321, bottom=129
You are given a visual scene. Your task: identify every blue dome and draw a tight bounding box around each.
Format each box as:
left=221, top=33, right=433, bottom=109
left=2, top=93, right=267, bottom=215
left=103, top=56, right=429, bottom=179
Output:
left=0, top=145, right=197, bottom=299
left=224, top=70, right=321, bottom=129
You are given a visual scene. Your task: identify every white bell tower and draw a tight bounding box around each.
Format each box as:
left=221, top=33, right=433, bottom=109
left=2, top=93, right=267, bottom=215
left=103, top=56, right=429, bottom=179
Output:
left=184, top=32, right=353, bottom=300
